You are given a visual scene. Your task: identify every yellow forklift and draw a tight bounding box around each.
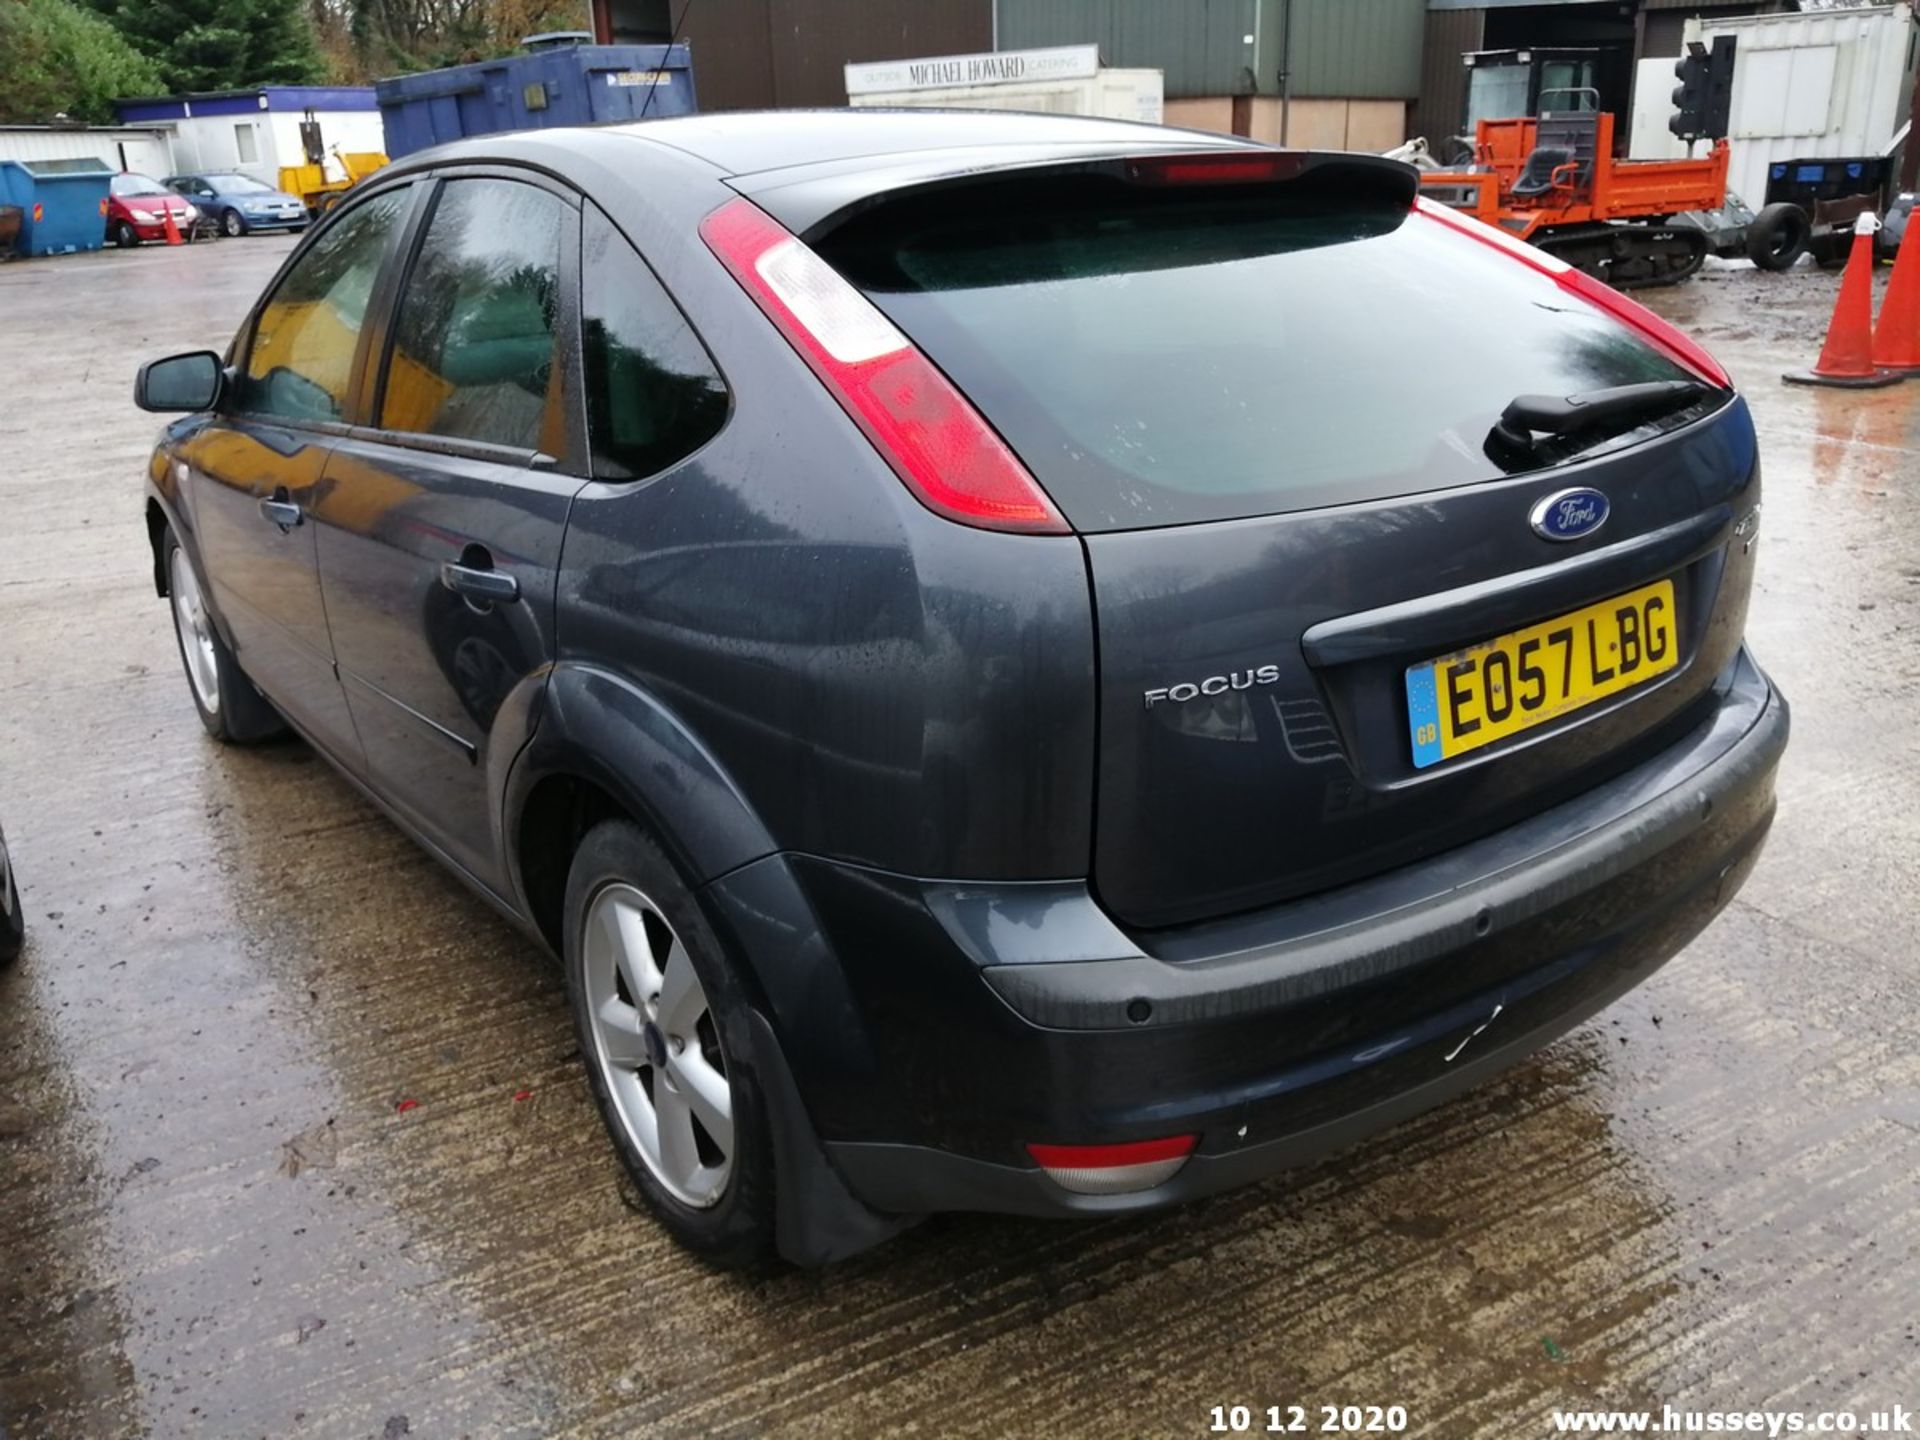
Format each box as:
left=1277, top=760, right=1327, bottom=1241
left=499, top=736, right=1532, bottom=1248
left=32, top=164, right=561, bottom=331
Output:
left=276, top=109, right=388, bottom=218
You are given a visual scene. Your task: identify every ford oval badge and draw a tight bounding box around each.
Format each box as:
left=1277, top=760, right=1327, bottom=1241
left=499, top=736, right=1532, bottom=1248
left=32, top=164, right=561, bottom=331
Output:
left=1530, top=487, right=1610, bottom=542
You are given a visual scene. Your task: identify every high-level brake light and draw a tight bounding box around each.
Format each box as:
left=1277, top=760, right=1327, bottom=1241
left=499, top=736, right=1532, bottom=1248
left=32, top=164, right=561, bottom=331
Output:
left=1026, top=1135, right=1198, bottom=1195
left=1415, top=197, right=1733, bottom=389
left=1125, top=152, right=1306, bottom=186
left=699, top=197, right=1069, bottom=535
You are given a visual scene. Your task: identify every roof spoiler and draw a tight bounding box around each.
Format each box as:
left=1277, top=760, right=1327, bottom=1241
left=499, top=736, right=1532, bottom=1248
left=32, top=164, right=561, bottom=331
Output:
left=735, top=146, right=1420, bottom=241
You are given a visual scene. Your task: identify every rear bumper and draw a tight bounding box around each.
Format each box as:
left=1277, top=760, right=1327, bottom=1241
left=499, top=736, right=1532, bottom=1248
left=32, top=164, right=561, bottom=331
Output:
left=707, top=648, right=1786, bottom=1222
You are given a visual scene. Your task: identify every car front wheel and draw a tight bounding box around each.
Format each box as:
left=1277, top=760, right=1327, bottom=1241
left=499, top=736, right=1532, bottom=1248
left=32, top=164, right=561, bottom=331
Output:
left=564, top=819, right=776, bottom=1267
left=222, top=209, right=246, bottom=238
left=163, top=533, right=284, bottom=744
left=113, top=220, right=138, bottom=248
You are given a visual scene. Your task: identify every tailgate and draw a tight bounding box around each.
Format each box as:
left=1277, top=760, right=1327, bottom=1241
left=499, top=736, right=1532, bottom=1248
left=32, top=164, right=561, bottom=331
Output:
left=805, top=150, right=1757, bottom=928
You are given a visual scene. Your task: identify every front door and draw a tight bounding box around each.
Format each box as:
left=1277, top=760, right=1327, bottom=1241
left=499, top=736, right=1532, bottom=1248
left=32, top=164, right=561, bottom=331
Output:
left=314, top=175, right=583, bottom=891
left=186, top=182, right=416, bottom=761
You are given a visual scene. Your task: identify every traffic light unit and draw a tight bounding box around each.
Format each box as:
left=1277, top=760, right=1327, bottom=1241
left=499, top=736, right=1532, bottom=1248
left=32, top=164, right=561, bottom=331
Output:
left=1671, top=34, right=1737, bottom=144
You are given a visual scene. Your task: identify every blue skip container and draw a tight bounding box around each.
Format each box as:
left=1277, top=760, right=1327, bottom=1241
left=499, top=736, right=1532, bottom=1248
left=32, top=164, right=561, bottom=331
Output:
left=376, top=38, right=697, bottom=160
left=0, top=159, right=114, bottom=258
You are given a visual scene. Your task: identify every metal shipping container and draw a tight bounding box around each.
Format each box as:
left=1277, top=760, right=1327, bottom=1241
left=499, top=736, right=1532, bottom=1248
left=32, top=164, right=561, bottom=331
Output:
left=0, top=158, right=113, bottom=257
left=376, top=41, right=695, bottom=160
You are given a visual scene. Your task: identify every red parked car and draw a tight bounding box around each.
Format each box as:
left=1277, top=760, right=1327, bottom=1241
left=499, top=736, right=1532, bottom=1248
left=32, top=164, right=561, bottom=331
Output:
left=106, top=172, right=198, bottom=247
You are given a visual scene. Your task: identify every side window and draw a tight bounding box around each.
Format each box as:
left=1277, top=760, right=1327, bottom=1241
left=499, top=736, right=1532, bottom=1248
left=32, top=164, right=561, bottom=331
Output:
left=581, top=204, right=728, bottom=479
left=379, top=178, right=567, bottom=455
left=239, top=185, right=411, bottom=424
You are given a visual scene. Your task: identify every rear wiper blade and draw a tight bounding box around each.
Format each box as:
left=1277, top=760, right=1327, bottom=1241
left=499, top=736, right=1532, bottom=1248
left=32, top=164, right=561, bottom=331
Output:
left=1488, top=380, right=1708, bottom=461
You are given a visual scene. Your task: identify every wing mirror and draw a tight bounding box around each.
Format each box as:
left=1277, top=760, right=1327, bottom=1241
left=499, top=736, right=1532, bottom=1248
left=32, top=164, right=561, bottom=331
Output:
left=135, top=350, right=224, bottom=413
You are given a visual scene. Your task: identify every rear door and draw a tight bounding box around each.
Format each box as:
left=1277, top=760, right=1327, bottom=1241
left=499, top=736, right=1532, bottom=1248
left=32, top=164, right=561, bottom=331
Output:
left=314, top=172, right=583, bottom=891
left=808, top=155, right=1758, bottom=928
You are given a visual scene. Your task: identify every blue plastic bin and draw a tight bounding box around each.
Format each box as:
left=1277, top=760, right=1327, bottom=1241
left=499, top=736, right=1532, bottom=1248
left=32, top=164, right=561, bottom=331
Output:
left=0, top=159, right=114, bottom=257
left=376, top=41, right=697, bottom=160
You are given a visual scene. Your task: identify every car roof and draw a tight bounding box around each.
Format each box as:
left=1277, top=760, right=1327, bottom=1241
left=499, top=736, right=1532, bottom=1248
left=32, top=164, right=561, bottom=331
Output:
left=595, top=108, right=1248, bottom=178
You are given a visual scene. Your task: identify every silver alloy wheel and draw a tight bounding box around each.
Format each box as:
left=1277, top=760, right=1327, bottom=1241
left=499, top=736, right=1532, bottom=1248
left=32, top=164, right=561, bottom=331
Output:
left=223, top=209, right=244, bottom=237
left=582, top=882, right=734, bottom=1208
left=169, top=547, right=220, bottom=715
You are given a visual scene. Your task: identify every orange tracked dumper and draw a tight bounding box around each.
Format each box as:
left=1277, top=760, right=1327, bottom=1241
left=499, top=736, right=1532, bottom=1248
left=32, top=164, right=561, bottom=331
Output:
left=1418, top=104, right=1732, bottom=289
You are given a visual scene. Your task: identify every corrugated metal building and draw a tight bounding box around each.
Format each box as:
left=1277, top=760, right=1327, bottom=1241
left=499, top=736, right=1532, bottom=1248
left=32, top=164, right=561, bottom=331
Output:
left=601, top=0, right=994, bottom=112
left=598, top=0, right=1427, bottom=146
left=997, top=0, right=1428, bottom=147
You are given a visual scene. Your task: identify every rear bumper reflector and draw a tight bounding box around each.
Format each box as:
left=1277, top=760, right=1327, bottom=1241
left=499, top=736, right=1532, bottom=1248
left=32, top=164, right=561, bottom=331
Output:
left=1026, top=1135, right=1198, bottom=1195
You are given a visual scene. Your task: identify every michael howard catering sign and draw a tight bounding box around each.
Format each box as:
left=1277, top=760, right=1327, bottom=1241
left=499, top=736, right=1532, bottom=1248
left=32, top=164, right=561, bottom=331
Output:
left=845, top=45, right=1101, bottom=97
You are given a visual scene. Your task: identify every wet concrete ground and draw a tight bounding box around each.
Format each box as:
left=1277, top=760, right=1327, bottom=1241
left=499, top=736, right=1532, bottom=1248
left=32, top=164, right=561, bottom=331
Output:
left=1, top=236, right=1917, bottom=1440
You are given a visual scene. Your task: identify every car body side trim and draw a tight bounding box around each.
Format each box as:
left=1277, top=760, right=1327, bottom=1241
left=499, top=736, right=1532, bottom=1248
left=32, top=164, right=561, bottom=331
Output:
left=339, top=668, right=478, bottom=762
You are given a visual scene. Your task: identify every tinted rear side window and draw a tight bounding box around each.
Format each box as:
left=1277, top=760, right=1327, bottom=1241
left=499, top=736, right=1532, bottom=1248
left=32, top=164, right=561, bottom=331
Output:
left=580, top=204, right=729, bottom=480
left=820, top=174, right=1696, bottom=531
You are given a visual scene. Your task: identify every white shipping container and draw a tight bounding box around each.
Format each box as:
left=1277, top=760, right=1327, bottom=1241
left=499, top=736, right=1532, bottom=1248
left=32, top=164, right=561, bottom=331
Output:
left=0, top=126, right=175, bottom=179
left=846, top=46, right=1163, bottom=125
left=1629, top=2, right=1918, bottom=208
left=850, top=71, right=1164, bottom=124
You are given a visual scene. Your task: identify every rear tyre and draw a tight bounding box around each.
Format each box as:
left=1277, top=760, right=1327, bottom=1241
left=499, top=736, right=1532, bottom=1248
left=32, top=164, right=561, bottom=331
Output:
left=113, top=220, right=138, bottom=249
left=163, top=533, right=285, bottom=744
left=563, top=819, right=776, bottom=1268
left=1747, top=203, right=1811, bottom=271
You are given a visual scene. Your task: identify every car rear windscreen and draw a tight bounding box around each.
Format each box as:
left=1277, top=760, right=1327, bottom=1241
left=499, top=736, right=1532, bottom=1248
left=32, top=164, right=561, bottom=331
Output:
left=817, top=172, right=1700, bottom=532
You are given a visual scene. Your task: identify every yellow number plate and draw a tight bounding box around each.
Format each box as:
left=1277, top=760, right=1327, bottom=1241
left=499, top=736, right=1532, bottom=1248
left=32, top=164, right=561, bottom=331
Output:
left=1405, top=579, right=1678, bottom=769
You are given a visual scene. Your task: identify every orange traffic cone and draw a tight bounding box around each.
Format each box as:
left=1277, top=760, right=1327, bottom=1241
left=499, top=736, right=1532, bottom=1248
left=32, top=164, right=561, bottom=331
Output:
left=1871, top=208, right=1920, bottom=374
left=1783, top=213, right=1899, bottom=388
left=162, top=207, right=183, bottom=246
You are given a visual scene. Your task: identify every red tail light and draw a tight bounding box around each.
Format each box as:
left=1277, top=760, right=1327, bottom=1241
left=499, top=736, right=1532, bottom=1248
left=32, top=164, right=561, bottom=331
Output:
left=1415, top=198, right=1732, bottom=389
left=1026, top=1135, right=1198, bottom=1195
left=699, top=197, right=1069, bottom=535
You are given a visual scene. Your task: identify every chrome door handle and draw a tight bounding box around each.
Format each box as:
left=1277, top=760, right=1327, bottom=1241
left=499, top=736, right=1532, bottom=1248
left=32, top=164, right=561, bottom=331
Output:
left=258, top=497, right=302, bottom=530
left=439, top=562, right=519, bottom=605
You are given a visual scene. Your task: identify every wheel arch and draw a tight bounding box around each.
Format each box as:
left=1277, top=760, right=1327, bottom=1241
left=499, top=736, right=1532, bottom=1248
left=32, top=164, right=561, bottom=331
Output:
left=145, top=495, right=171, bottom=597
left=504, top=662, right=779, bottom=951
left=146, top=483, right=241, bottom=658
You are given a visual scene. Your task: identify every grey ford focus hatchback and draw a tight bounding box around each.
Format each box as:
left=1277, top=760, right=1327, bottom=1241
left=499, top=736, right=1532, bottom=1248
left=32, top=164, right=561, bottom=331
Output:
left=134, top=112, right=1787, bottom=1266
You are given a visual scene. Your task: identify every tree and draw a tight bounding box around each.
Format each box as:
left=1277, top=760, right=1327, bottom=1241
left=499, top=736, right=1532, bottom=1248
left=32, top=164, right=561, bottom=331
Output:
left=91, top=0, right=326, bottom=92
left=346, top=0, right=588, bottom=77
left=0, top=0, right=165, bottom=123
